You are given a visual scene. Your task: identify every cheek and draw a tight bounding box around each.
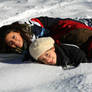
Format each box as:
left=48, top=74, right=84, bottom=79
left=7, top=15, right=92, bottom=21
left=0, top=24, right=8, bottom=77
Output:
left=17, top=35, right=21, bottom=40
left=43, top=61, right=48, bottom=64
left=40, top=59, right=46, bottom=64
left=20, top=36, right=23, bottom=43
left=39, top=59, right=48, bottom=64
left=51, top=52, right=56, bottom=57
left=52, top=52, right=57, bottom=61
left=17, top=35, right=23, bottom=43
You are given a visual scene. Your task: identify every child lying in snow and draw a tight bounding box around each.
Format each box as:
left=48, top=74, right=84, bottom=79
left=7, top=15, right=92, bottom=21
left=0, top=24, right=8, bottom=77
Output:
left=29, top=37, right=88, bottom=70
left=1, top=16, right=92, bottom=59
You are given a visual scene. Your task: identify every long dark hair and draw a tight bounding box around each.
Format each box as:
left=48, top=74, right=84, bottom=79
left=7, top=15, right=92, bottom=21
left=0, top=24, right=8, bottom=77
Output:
left=0, top=22, right=32, bottom=53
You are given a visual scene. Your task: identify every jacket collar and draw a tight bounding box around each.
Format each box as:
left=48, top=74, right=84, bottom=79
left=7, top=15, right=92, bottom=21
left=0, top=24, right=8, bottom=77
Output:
left=55, top=44, right=70, bottom=67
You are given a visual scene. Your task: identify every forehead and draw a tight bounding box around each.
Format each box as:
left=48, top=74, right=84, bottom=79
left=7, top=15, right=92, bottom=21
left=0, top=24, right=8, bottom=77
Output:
left=39, top=48, right=53, bottom=58
left=5, top=31, right=19, bottom=41
left=8, top=31, right=18, bottom=34
left=6, top=31, right=19, bottom=37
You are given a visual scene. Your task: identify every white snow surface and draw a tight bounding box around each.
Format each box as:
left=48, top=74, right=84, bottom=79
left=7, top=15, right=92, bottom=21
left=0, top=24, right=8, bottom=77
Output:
left=0, top=0, right=92, bottom=92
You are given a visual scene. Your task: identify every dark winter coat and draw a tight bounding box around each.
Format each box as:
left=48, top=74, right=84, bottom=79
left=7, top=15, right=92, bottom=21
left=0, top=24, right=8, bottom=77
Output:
left=54, top=44, right=88, bottom=69
left=60, top=28, right=92, bottom=45
left=1, top=16, right=92, bottom=61
left=59, top=28, right=92, bottom=58
left=30, top=16, right=92, bottom=59
left=30, top=16, right=92, bottom=40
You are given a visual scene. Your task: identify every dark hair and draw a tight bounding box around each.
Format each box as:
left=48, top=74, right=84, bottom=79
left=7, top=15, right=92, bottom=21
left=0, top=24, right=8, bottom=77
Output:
left=0, top=22, right=32, bottom=53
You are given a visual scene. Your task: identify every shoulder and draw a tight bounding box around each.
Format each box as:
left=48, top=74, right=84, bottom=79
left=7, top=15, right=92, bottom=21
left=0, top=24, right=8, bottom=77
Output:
left=62, top=43, right=79, bottom=48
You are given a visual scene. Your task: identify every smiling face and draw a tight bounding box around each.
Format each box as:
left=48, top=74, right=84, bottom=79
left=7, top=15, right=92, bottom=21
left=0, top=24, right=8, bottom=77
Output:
left=5, top=31, right=23, bottom=48
left=38, top=47, right=57, bottom=65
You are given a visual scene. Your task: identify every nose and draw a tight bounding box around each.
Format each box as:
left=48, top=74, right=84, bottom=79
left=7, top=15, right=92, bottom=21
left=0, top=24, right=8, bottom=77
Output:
left=44, top=57, right=52, bottom=64
left=11, top=39, right=19, bottom=48
left=14, top=40, right=20, bottom=48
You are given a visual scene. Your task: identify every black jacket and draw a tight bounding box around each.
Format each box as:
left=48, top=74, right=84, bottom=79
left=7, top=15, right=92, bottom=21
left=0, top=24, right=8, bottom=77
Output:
left=55, top=44, right=88, bottom=69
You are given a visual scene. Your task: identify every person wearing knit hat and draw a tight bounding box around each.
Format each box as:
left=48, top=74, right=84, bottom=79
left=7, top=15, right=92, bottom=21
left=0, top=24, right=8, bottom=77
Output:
left=29, top=37, right=56, bottom=65
left=1, top=16, right=92, bottom=63
left=29, top=37, right=88, bottom=69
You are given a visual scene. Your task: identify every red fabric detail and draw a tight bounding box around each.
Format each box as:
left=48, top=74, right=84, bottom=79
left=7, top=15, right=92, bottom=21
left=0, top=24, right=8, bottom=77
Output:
left=31, top=18, right=44, bottom=28
left=58, top=19, right=92, bottom=31
left=49, top=19, right=92, bottom=41
left=56, top=40, right=61, bottom=46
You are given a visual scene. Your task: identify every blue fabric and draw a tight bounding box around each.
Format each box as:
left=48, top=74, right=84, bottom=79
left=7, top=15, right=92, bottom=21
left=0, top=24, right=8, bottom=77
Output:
left=38, top=28, right=45, bottom=37
left=0, top=54, right=24, bottom=64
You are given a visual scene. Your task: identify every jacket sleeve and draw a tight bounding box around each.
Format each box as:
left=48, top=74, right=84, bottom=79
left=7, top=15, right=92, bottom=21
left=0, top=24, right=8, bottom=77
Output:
left=30, top=16, right=61, bottom=37
left=31, top=16, right=92, bottom=41
left=61, top=44, right=88, bottom=67
left=81, top=36, right=92, bottom=59
left=31, top=16, right=60, bottom=28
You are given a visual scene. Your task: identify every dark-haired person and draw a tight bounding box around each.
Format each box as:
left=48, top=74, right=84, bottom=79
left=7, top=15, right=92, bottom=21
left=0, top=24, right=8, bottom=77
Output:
left=0, top=16, right=92, bottom=61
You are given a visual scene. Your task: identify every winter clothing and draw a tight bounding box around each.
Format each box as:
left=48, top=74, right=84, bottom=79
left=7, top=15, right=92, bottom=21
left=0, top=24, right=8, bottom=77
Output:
left=1, top=16, right=92, bottom=60
left=75, top=18, right=92, bottom=27
left=29, top=16, right=92, bottom=59
left=29, top=37, right=88, bottom=69
left=59, top=28, right=92, bottom=58
left=55, top=43, right=87, bottom=69
left=60, top=28, right=92, bottom=46
left=30, top=16, right=92, bottom=40
left=29, top=37, right=55, bottom=60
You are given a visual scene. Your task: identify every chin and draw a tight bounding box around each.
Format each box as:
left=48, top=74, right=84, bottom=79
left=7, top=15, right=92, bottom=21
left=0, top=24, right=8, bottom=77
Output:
left=49, top=62, right=55, bottom=65
left=20, top=44, right=23, bottom=48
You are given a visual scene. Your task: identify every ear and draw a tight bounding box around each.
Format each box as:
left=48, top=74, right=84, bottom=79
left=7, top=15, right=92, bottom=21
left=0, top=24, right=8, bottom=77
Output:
left=51, top=47, right=55, bottom=51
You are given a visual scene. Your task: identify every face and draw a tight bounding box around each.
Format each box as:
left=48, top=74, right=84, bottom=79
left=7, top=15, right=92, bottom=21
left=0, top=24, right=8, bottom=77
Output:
left=5, top=31, right=23, bottom=48
left=38, top=47, right=57, bottom=65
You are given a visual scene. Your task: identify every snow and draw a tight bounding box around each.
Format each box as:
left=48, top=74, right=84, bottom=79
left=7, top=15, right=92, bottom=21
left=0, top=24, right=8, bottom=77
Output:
left=0, top=0, right=92, bottom=92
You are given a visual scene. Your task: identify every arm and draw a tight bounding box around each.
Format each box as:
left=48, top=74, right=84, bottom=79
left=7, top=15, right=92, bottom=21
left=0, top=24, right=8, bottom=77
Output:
left=30, top=16, right=92, bottom=40
left=61, top=44, right=88, bottom=67
left=31, top=16, right=60, bottom=28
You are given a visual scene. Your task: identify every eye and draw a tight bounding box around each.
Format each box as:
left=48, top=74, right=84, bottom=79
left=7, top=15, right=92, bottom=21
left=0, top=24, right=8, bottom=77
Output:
left=45, top=53, right=49, bottom=57
left=12, top=35, right=16, bottom=39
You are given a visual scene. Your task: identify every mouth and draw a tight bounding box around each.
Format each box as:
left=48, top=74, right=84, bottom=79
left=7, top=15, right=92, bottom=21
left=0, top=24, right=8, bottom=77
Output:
left=48, top=59, right=54, bottom=64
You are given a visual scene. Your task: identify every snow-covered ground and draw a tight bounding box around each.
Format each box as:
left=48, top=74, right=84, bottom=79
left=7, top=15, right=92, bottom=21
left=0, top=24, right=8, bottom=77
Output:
left=0, top=0, right=92, bottom=92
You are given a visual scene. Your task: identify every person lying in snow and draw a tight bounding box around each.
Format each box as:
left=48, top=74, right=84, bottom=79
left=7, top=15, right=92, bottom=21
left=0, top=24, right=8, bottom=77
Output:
left=0, top=16, right=92, bottom=60
left=29, top=37, right=88, bottom=69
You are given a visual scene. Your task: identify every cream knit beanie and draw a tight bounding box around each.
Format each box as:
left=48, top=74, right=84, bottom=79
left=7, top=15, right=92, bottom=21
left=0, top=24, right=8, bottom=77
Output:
left=29, top=37, right=55, bottom=60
